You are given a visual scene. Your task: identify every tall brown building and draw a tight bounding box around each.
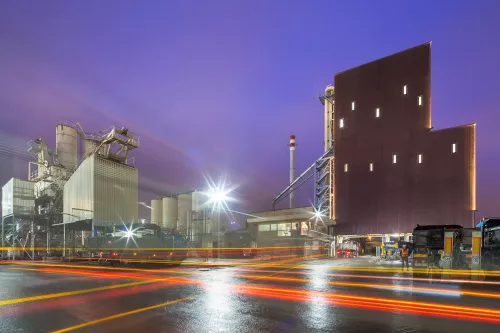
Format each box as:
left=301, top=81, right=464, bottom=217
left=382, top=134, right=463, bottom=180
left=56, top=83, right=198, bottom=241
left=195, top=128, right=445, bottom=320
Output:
left=333, top=43, right=476, bottom=235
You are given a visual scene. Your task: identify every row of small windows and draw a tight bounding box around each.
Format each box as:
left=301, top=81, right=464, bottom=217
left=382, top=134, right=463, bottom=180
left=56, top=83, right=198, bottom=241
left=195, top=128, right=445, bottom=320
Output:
left=343, top=144, right=458, bottom=172
left=342, top=85, right=423, bottom=129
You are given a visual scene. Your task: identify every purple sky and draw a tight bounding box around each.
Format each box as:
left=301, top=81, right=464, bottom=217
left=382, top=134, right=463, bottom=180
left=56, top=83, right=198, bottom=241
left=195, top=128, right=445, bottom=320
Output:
left=1, top=0, right=499, bottom=221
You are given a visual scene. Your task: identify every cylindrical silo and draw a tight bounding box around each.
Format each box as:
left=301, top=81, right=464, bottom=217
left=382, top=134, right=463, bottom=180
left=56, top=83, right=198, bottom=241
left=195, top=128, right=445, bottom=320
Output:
left=162, top=197, right=178, bottom=230
left=177, top=193, right=192, bottom=233
left=151, top=199, right=163, bottom=225
left=56, top=124, right=78, bottom=169
left=191, top=191, right=207, bottom=212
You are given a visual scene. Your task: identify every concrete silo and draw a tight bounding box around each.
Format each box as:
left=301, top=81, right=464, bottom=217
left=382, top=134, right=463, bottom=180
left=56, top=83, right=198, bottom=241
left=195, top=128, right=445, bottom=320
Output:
left=56, top=124, right=78, bottom=169
left=151, top=199, right=163, bottom=225
left=177, top=193, right=192, bottom=233
left=162, top=197, right=178, bottom=230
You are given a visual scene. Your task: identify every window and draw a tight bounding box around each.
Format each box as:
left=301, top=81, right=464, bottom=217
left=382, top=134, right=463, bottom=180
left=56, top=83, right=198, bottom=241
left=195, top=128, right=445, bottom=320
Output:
left=344, top=163, right=348, bottom=172
left=418, top=95, right=423, bottom=106
left=375, top=108, right=380, bottom=118
left=403, top=85, right=407, bottom=95
left=351, top=101, right=355, bottom=111
left=369, top=162, right=374, bottom=172
left=452, top=143, right=457, bottom=153
left=277, top=223, right=291, bottom=237
left=339, top=118, right=344, bottom=128
left=270, top=224, right=278, bottom=231
left=418, top=154, right=423, bottom=164
left=393, top=154, right=397, bottom=164
left=258, top=224, right=270, bottom=232
left=292, top=223, right=298, bottom=230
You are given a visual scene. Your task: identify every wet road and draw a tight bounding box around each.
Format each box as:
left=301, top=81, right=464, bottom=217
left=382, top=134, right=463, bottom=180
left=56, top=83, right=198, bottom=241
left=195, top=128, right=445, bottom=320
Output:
left=1, top=258, right=499, bottom=333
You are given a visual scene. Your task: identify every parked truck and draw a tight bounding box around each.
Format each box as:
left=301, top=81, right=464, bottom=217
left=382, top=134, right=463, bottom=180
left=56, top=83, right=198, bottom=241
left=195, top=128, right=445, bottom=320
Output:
left=336, top=241, right=359, bottom=258
left=476, top=218, right=500, bottom=269
left=412, top=224, right=463, bottom=268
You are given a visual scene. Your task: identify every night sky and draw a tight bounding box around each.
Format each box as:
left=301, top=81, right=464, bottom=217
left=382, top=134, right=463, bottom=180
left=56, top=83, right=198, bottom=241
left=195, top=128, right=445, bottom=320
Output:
left=1, top=1, right=499, bottom=221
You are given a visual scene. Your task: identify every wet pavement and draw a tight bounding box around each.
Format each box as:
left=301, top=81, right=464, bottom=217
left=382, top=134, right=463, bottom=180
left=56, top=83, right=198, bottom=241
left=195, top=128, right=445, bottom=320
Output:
left=0, top=257, right=499, bottom=333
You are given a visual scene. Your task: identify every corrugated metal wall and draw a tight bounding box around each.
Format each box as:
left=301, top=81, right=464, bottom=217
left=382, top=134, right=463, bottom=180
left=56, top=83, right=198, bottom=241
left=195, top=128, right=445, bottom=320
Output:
left=63, top=157, right=94, bottom=223
left=63, top=156, right=138, bottom=226
left=1, top=178, right=34, bottom=217
left=93, top=157, right=138, bottom=226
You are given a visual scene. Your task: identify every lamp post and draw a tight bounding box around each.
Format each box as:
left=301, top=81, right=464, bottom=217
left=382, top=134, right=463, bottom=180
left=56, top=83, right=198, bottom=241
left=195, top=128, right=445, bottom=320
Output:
left=210, top=190, right=226, bottom=260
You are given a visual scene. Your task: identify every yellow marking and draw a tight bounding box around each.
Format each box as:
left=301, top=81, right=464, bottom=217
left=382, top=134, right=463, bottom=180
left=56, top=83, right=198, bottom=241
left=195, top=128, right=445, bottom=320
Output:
left=0, top=277, right=154, bottom=306
left=50, top=296, right=192, bottom=333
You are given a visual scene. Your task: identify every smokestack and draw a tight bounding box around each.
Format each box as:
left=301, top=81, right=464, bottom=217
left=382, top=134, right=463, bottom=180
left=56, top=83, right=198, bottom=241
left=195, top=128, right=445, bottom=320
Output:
left=289, top=135, right=296, bottom=208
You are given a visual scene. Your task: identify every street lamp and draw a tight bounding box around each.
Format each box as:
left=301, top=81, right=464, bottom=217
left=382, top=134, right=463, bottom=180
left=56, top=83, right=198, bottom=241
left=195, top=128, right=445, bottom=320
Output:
left=202, top=176, right=237, bottom=260
left=209, top=188, right=227, bottom=260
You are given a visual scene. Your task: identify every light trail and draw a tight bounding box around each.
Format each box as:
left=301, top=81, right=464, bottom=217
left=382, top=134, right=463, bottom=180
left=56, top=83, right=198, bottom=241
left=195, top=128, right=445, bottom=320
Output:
left=8, top=265, right=500, bottom=323
left=236, top=284, right=500, bottom=323
left=0, top=278, right=154, bottom=306
left=12, top=264, right=500, bottom=302
left=0, top=280, right=177, bottom=318
left=50, top=296, right=192, bottom=333
left=238, top=287, right=500, bottom=323
left=233, top=267, right=500, bottom=286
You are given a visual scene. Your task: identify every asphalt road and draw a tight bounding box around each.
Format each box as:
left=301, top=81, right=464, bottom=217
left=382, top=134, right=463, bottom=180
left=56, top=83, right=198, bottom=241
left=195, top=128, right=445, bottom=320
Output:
left=1, top=257, right=499, bottom=333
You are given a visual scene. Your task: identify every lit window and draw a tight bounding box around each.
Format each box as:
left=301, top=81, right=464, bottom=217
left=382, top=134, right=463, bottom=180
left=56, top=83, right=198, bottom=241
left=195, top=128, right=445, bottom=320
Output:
left=339, top=118, right=344, bottom=128
left=344, top=163, right=348, bottom=172
left=403, top=85, right=407, bottom=95
left=393, top=154, right=397, bottom=164
left=369, top=163, right=374, bottom=172
left=258, top=224, right=270, bottom=232
left=351, top=101, right=355, bottom=111
left=452, top=143, right=457, bottom=153
left=375, top=108, right=380, bottom=118
left=418, top=95, right=423, bottom=106
left=418, top=154, right=423, bottom=164
left=270, top=224, right=277, bottom=231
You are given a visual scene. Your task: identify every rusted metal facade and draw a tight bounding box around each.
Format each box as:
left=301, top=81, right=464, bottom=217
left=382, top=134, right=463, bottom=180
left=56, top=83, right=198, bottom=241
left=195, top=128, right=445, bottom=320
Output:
left=334, top=43, right=476, bottom=235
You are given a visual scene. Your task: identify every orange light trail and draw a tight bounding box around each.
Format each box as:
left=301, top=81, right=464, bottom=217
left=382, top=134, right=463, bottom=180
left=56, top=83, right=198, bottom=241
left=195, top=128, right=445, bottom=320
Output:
left=10, top=263, right=500, bottom=300
left=6, top=265, right=500, bottom=323
left=235, top=284, right=500, bottom=323
left=234, top=267, right=500, bottom=286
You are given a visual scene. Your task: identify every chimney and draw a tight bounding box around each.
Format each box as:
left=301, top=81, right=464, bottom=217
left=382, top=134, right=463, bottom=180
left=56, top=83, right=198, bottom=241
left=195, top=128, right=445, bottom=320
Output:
left=289, top=135, right=296, bottom=208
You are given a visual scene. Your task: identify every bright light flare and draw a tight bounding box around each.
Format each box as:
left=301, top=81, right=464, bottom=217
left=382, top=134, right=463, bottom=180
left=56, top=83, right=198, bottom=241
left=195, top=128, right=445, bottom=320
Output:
left=118, top=219, right=141, bottom=248
left=310, top=205, right=327, bottom=223
left=201, top=175, right=238, bottom=213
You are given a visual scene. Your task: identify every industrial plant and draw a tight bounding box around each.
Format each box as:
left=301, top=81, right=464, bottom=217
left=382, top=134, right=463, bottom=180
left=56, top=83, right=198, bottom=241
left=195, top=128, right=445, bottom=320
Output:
left=150, top=190, right=221, bottom=249
left=1, top=122, right=140, bottom=259
left=249, top=42, right=477, bottom=256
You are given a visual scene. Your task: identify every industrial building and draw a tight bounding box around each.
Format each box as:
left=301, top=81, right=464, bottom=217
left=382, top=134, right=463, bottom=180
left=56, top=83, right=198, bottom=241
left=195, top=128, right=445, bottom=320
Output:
left=256, top=42, right=476, bottom=252
left=149, top=189, right=232, bottom=251
left=330, top=42, right=476, bottom=235
left=1, top=122, right=140, bottom=259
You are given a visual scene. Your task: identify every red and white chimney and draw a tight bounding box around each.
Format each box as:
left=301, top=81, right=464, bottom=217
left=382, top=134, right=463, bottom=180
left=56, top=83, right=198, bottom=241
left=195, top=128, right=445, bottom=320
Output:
left=289, top=135, right=296, bottom=208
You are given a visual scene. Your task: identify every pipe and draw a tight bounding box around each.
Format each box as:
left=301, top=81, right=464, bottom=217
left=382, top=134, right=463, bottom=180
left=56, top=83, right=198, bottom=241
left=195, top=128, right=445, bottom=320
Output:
left=272, top=147, right=333, bottom=208
left=289, top=135, right=296, bottom=208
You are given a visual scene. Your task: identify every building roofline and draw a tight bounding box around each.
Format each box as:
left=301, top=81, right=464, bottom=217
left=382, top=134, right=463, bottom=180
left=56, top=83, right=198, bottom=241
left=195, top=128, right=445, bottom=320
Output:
left=249, top=206, right=314, bottom=215
left=334, top=41, right=432, bottom=77
left=430, top=123, right=476, bottom=133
